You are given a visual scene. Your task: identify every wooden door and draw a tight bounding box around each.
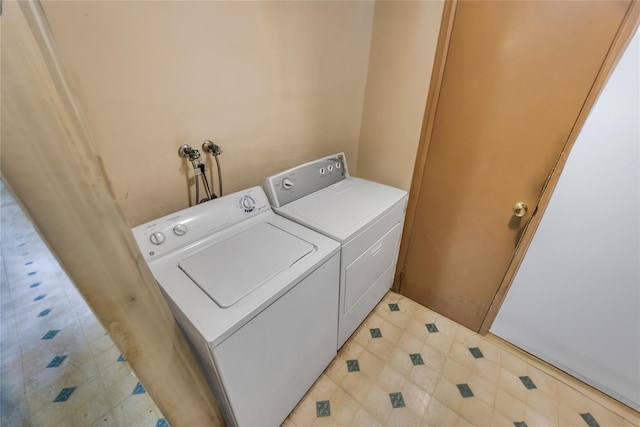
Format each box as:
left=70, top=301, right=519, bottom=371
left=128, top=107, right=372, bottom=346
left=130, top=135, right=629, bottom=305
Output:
left=399, top=0, right=636, bottom=332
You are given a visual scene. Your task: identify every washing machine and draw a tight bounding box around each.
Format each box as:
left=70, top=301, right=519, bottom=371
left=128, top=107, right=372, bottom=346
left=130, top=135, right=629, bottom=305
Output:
left=263, top=153, right=408, bottom=348
left=131, top=187, right=340, bottom=427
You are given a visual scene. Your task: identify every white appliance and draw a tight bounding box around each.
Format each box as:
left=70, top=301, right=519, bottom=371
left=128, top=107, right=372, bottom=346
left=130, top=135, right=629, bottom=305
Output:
left=264, top=153, right=408, bottom=348
left=131, top=187, right=340, bottom=427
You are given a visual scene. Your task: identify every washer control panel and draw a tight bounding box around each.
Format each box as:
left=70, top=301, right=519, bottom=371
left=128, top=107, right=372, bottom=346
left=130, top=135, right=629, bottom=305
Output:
left=131, top=187, right=270, bottom=261
left=263, top=152, right=349, bottom=207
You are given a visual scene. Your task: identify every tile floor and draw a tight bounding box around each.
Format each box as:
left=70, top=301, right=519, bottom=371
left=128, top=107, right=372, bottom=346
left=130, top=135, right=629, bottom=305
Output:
left=0, top=180, right=167, bottom=426
left=284, top=293, right=640, bottom=427
left=2, top=177, right=638, bottom=427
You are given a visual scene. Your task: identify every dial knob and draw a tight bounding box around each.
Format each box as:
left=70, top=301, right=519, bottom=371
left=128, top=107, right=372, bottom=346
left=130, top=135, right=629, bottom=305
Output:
left=173, top=224, right=187, bottom=236
left=150, top=232, right=166, bottom=245
left=282, top=178, right=294, bottom=190
left=242, top=196, right=255, bottom=211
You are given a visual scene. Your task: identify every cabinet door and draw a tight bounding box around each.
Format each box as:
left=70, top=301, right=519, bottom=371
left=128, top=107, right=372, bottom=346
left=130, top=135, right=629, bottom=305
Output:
left=400, top=0, right=633, bottom=331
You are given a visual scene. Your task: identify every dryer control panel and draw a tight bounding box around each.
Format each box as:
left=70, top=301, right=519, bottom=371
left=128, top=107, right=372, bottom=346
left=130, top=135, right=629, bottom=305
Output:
left=131, top=187, right=270, bottom=261
left=263, top=152, right=349, bottom=207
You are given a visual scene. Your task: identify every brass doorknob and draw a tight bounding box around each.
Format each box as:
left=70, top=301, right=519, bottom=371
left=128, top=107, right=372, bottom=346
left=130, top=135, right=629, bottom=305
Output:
left=513, top=202, right=528, bottom=218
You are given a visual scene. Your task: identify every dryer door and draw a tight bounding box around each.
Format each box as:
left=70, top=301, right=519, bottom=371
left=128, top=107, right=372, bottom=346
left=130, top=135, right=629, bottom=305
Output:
left=343, top=223, right=402, bottom=314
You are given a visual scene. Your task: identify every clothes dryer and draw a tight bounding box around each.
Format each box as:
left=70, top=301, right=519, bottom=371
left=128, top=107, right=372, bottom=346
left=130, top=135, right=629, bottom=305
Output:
left=264, top=153, right=407, bottom=348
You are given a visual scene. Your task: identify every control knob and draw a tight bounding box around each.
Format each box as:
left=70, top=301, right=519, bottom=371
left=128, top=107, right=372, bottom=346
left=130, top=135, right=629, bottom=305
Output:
left=241, top=196, right=256, bottom=212
left=150, top=232, right=166, bottom=245
left=173, top=224, right=187, bottom=236
left=282, top=178, right=294, bottom=190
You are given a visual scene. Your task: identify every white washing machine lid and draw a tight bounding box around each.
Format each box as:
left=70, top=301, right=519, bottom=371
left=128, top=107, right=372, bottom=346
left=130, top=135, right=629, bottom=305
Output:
left=178, top=222, right=313, bottom=308
left=276, top=177, right=407, bottom=243
left=148, top=211, right=339, bottom=346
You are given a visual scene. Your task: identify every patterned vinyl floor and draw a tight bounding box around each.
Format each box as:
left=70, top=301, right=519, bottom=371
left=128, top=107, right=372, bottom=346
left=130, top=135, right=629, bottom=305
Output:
left=283, top=294, right=639, bottom=427
left=1, top=181, right=167, bottom=427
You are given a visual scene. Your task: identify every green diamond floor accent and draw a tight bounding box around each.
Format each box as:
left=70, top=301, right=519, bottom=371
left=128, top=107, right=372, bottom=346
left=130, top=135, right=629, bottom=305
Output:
left=316, top=400, right=330, bottom=417
left=456, top=383, right=474, bottom=398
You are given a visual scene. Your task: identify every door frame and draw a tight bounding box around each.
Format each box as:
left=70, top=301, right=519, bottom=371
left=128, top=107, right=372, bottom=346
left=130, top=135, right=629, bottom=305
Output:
left=394, top=0, right=640, bottom=335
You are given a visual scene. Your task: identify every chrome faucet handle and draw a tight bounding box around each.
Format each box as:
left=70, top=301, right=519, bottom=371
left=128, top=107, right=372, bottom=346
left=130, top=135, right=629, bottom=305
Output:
left=202, top=140, right=222, bottom=156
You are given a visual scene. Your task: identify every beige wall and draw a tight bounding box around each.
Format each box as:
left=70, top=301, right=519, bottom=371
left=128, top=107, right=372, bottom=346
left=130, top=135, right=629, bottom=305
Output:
left=41, top=1, right=444, bottom=225
left=41, top=1, right=374, bottom=226
left=357, top=1, right=444, bottom=191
